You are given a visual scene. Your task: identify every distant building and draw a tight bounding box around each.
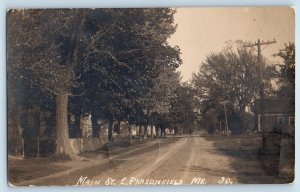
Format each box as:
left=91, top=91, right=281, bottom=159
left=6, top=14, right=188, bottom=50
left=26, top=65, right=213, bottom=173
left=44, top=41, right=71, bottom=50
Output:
left=256, top=98, right=294, bottom=135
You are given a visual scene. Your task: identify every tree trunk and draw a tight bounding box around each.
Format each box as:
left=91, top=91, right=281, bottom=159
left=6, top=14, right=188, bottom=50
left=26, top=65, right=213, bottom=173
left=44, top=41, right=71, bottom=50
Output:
left=54, top=94, right=77, bottom=160
left=116, top=120, right=121, bottom=134
left=91, top=109, right=100, bottom=138
left=161, top=127, right=166, bottom=137
left=138, top=125, right=143, bottom=141
left=143, top=125, right=148, bottom=139
left=150, top=124, right=154, bottom=137
left=108, top=119, right=113, bottom=141
left=128, top=124, right=134, bottom=144
left=138, top=125, right=142, bottom=135
left=155, top=126, right=159, bottom=137
left=72, top=107, right=82, bottom=138
left=9, top=115, right=23, bottom=157
left=239, top=103, right=245, bottom=115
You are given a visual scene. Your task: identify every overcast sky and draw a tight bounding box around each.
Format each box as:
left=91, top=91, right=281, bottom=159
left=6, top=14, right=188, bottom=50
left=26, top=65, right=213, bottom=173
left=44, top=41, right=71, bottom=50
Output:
left=168, top=7, right=295, bottom=82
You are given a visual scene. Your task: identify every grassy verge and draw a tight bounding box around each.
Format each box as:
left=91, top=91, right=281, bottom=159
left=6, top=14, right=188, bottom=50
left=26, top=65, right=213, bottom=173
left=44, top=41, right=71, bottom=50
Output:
left=203, top=133, right=294, bottom=184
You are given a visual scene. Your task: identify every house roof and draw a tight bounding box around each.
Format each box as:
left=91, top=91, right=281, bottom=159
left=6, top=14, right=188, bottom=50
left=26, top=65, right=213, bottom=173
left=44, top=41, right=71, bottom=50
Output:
left=256, top=97, right=294, bottom=114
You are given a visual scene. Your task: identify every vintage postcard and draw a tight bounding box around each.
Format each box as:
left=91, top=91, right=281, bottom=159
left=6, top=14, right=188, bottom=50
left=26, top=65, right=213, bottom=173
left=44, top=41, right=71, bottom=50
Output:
left=7, top=7, right=295, bottom=186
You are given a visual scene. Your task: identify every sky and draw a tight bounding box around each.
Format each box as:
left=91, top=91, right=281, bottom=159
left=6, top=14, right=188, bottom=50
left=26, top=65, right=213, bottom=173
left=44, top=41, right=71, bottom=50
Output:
left=168, top=7, right=295, bottom=82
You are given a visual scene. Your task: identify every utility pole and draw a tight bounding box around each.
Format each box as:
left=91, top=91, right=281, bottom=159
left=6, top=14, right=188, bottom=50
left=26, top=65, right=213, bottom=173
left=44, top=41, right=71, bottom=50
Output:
left=220, top=101, right=230, bottom=135
left=244, top=38, right=276, bottom=149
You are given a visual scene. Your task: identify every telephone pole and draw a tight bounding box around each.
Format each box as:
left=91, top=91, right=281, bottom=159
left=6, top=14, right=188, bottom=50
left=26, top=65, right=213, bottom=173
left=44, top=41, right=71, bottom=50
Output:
left=244, top=38, right=276, bottom=148
left=220, top=101, right=230, bottom=135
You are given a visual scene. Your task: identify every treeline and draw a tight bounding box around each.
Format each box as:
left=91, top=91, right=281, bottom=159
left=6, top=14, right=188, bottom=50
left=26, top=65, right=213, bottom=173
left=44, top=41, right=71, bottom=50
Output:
left=7, top=9, right=198, bottom=159
left=191, top=41, right=295, bottom=135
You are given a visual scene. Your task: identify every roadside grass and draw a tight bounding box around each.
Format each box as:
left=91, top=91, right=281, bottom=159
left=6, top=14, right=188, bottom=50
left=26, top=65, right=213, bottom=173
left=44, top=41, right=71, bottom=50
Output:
left=8, top=136, right=180, bottom=186
left=203, top=133, right=294, bottom=184
left=8, top=158, right=70, bottom=185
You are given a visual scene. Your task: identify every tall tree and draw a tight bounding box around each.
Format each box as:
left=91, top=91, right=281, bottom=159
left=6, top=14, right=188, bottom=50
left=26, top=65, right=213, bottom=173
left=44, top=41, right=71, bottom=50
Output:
left=191, top=44, right=274, bottom=133
left=8, top=10, right=81, bottom=159
left=192, top=47, right=260, bottom=114
left=80, top=9, right=181, bottom=139
left=274, top=42, right=295, bottom=98
left=168, top=83, right=198, bottom=134
left=7, top=9, right=123, bottom=159
left=7, top=9, right=181, bottom=158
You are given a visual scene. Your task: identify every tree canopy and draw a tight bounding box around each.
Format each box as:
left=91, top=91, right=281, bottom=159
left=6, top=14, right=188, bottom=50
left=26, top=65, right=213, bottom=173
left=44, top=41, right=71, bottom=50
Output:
left=274, top=42, right=295, bottom=98
left=7, top=8, right=182, bottom=159
left=191, top=43, right=275, bottom=134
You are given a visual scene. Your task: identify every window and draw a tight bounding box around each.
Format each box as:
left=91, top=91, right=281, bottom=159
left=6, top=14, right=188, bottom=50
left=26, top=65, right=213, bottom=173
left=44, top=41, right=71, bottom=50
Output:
left=278, top=117, right=284, bottom=125
left=289, top=117, right=295, bottom=126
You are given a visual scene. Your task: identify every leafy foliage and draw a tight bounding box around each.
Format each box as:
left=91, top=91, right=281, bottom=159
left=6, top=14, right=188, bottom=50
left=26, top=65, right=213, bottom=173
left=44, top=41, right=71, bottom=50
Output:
left=7, top=9, right=182, bottom=153
left=274, top=42, right=295, bottom=98
left=191, top=44, right=274, bottom=134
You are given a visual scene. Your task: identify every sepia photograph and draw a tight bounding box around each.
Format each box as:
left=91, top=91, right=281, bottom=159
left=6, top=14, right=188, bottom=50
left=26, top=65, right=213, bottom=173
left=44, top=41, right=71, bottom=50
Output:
left=7, top=7, right=295, bottom=186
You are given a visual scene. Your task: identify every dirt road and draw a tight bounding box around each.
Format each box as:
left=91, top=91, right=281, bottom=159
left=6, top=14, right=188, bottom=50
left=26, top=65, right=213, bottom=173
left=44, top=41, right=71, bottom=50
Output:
left=82, top=136, right=247, bottom=185
left=11, top=135, right=272, bottom=186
